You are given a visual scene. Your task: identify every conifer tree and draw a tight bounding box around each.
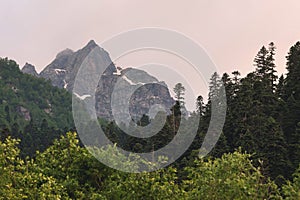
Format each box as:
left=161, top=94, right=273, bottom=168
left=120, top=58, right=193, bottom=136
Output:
left=196, top=95, right=204, bottom=116
left=267, top=42, right=278, bottom=91
left=173, top=83, right=186, bottom=106
left=282, top=42, right=300, bottom=173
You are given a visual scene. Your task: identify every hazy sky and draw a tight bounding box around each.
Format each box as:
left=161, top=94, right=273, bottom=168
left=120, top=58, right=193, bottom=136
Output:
left=1, top=0, right=300, bottom=109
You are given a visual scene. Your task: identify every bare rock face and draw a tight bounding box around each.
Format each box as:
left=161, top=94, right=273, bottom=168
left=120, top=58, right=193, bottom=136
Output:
left=96, top=67, right=175, bottom=121
left=39, top=40, right=112, bottom=90
left=39, top=40, right=175, bottom=121
left=21, top=63, right=39, bottom=77
left=17, top=106, right=31, bottom=121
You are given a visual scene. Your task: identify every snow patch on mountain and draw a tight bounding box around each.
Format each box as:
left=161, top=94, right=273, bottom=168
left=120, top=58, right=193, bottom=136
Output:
left=54, top=69, right=67, bottom=74
left=63, top=80, right=68, bottom=89
left=73, top=92, right=92, bottom=100
left=113, top=67, right=122, bottom=76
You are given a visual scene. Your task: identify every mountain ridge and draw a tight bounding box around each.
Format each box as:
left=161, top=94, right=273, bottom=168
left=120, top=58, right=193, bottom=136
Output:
left=22, top=40, right=175, bottom=121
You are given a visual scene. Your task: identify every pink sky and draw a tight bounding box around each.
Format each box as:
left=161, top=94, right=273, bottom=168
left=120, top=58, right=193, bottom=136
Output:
left=1, top=0, right=300, bottom=74
left=1, top=0, right=300, bottom=109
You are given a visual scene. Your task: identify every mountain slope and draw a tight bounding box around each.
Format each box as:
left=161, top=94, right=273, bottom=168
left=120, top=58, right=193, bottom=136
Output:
left=0, top=57, right=74, bottom=156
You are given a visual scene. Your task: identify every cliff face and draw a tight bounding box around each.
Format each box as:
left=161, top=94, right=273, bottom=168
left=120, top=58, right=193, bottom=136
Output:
left=35, top=40, right=175, bottom=121
left=39, top=40, right=100, bottom=90
left=95, top=67, right=174, bottom=121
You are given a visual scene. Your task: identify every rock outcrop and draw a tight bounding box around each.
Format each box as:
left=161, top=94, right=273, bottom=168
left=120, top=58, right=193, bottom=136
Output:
left=21, top=63, right=39, bottom=77
left=16, top=106, right=31, bottom=121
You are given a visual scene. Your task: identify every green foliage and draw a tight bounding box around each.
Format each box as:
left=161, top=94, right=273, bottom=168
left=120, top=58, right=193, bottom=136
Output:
left=103, top=167, right=183, bottom=199
left=35, top=132, right=105, bottom=199
left=1, top=131, right=300, bottom=199
left=0, top=57, right=73, bottom=129
left=282, top=164, right=300, bottom=199
left=0, top=57, right=74, bottom=157
left=281, top=42, right=300, bottom=175
left=216, top=43, right=294, bottom=182
left=184, top=150, right=281, bottom=199
left=0, top=137, right=68, bottom=199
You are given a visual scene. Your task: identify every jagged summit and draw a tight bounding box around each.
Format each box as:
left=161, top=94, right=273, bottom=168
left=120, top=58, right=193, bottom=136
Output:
left=39, top=39, right=114, bottom=89
left=21, top=63, right=38, bottom=77
left=38, top=40, right=174, bottom=120
left=54, top=40, right=97, bottom=60
left=80, top=40, right=99, bottom=52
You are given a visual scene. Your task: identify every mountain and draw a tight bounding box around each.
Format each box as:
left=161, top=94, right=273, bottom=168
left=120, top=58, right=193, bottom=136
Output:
left=39, top=40, right=100, bottom=90
left=36, top=40, right=175, bottom=121
left=21, top=63, right=39, bottom=77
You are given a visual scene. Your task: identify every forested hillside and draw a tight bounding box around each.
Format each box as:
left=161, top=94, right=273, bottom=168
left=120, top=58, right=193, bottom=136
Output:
left=0, top=58, right=74, bottom=157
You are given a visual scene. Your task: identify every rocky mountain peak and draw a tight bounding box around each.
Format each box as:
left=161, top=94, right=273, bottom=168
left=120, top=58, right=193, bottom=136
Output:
left=21, top=63, right=38, bottom=77
left=39, top=40, right=175, bottom=120
left=39, top=39, right=113, bottom=89
left=84, top=40, right=98, bottom=50
left=88, top=39, right=96, bottom=45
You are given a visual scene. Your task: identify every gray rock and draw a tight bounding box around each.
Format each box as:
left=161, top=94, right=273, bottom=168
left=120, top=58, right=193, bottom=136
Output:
left=39, top=40, right=175, bottom=121
left=17, top=106, right=31, bottom=121
left=21, top=63, right=39, bottom=77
